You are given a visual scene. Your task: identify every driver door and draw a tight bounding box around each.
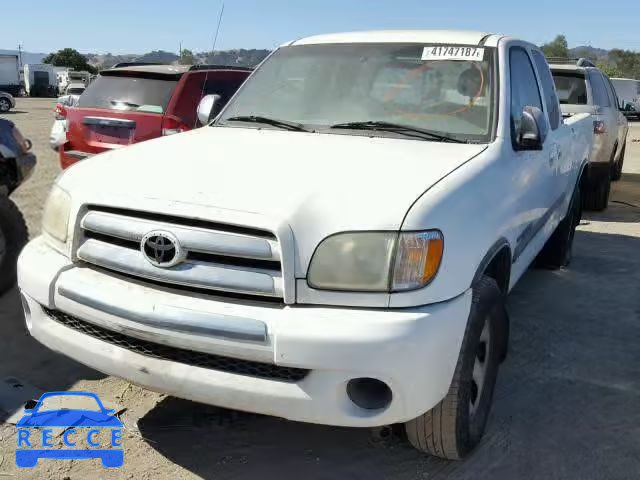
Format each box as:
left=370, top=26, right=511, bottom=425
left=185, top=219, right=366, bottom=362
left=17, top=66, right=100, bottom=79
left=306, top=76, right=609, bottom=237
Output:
left=508, top=46, right=557, bottom=265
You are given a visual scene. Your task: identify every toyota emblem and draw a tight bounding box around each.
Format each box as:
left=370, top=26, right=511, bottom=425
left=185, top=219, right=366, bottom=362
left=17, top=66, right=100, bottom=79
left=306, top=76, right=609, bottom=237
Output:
left=140, top=231, right=185, bottom=268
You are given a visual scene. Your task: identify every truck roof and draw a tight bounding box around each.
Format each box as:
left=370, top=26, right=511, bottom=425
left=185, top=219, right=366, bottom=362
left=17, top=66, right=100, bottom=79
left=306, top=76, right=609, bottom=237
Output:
left=291, top=30, right=497, bottom=46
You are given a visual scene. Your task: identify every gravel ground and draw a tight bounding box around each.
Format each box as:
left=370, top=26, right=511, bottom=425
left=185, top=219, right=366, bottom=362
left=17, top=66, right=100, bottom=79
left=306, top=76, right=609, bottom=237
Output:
left=1, top=98, right=640, bottom=479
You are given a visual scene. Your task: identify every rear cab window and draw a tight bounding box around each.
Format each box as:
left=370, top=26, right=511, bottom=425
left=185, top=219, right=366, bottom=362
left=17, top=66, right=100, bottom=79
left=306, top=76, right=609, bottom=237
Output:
left=552, top=71, right=588, bottom=105
left=77, top=71, right=180, bottom=114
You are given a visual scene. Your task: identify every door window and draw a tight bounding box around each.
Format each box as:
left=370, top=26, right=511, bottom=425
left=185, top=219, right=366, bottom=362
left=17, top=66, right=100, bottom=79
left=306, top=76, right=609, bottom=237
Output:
left=531, top=50, right=560, bottom=130
left=510, top=47, right=543, bottom=147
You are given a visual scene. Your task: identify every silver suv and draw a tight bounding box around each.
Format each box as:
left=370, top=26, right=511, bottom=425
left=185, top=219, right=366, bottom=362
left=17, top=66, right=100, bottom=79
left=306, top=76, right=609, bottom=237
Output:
left=550, top=58, right=628, bottom=210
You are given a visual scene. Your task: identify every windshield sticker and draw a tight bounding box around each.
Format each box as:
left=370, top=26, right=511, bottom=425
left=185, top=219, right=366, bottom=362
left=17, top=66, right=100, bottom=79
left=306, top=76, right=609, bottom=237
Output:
left=422, top=46, right=485, bottom=61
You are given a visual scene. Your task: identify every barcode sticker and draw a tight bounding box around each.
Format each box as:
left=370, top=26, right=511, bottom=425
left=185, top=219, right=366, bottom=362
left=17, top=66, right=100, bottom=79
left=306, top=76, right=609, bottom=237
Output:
left=422, top=46, right=485, bottom=61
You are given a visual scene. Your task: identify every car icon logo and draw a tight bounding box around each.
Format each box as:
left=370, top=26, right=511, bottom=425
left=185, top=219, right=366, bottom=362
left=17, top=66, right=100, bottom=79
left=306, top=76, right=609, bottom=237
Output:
left=15, top=391, right=124, bottom=469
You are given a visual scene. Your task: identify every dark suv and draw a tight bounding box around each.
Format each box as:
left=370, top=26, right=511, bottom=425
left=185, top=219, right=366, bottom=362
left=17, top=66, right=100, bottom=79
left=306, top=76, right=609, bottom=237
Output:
left=59, top=64, right=252, bottom=169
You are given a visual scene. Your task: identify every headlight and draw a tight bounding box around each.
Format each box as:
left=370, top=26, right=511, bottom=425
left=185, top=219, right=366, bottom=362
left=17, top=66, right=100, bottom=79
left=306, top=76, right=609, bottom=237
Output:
left=42, top=185, right=71, bottom=243
left=307, top=230, right=443, bottom=292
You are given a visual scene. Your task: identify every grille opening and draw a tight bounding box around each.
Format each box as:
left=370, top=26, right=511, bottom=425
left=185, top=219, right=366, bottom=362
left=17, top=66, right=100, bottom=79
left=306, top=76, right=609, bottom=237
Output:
left=83, top=230, right=282, bottom=272
left=44, top=307, right=307, bottom=382
left=83, top=265, right=286, bottom=307
left=86, top=206, right=277, bottom=240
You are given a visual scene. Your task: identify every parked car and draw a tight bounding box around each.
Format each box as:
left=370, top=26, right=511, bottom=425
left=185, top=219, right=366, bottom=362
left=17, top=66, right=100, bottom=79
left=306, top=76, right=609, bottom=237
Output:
left=0, top=91, right=15, bottom=112
left=611, top=77, right=640, bottom=120
left=58, top=64, right=252, bottom=169
left=1, top=119, right=34, bottom=294
left=65, top=82, right=86, bottom=97
left=550, top=58, right=628, bottom=209
left=18, top=30, right=593, bottom=459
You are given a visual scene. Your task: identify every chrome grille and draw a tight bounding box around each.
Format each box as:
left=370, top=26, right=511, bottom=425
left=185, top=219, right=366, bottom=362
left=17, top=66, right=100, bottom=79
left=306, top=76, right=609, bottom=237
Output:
left=77, top=208, right=284, bottom=299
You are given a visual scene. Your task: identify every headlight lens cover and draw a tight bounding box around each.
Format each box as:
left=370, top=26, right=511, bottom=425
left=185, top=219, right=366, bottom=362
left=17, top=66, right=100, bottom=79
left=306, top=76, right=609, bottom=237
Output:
left=308, top=232, right=397, bottom=291
left=42, top=184, right=71, bottom=243
left=307, top=230, right=443, bottom=292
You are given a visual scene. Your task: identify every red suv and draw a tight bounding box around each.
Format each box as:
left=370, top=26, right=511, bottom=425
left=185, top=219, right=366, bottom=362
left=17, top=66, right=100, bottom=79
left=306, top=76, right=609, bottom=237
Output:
left=59, top=64, right=252, bottom=169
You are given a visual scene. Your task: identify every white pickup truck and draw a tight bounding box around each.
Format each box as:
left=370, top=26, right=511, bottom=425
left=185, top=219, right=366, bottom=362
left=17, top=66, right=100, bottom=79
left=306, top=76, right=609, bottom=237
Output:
left=18, top=30, right=593, bottom=459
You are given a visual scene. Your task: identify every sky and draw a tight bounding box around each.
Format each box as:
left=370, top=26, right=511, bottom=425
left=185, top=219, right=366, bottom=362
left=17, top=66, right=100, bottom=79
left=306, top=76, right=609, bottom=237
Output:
left=3, top=0, right=640, bottom=55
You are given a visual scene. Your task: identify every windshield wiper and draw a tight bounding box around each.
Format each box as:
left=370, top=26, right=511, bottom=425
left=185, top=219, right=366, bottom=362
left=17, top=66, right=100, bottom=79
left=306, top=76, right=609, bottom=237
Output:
left=224, top=115, right=311, bottom=132
left=330, top=121, right=466, bottom=143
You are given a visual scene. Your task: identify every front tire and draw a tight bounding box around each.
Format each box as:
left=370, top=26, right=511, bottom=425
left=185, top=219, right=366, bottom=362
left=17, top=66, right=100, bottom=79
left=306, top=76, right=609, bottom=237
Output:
left=404, top=276, right=505, bottom=459
left=0, top=196, right=29, bottom=294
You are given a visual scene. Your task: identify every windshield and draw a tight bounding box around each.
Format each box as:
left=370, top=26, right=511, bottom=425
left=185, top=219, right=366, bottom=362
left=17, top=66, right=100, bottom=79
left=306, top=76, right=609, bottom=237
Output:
left=77, top=73, right=178, bottom=114
left=552, top=72, right=588, bottom=105
left=217, top=43, right=496, bottom=142
left=67, top=88, right=84, bottom=95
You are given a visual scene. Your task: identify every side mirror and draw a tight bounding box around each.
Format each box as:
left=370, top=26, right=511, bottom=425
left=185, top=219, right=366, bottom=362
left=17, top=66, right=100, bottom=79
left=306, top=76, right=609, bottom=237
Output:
left=517, top=106, right=548, bottom=150
left=197, top=94, right=222, bottom=125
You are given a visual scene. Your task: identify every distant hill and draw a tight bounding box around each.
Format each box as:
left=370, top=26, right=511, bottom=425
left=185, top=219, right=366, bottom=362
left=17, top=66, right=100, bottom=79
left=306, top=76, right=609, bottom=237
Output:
left=84, top=49, right=269, bottom=70
left=569, top=46, right=610, bottom=61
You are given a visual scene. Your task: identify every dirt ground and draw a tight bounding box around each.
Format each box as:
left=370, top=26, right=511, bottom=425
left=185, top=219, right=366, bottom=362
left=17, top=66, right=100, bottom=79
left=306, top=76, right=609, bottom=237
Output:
left=1, top=98, right=640, bottom=480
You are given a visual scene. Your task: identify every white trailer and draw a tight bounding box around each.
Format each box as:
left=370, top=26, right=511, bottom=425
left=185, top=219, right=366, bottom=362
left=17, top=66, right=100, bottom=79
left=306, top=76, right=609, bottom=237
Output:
left=24, top=63, right=58, bottom=97
left=0, top=54, right=22, bottom=96
left=611, top=78, right=640, bottom=119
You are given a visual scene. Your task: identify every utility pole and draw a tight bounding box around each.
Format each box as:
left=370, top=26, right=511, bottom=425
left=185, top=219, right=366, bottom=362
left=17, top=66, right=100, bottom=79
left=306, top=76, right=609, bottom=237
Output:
left=17, top=43, right=23, bottom=68
left=179, top=41, right=182, bottom=61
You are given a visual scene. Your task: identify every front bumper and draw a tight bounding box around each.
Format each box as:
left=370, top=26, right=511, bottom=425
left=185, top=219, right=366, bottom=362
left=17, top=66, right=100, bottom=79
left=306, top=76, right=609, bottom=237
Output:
left=18, top=237, right=471, bottom=427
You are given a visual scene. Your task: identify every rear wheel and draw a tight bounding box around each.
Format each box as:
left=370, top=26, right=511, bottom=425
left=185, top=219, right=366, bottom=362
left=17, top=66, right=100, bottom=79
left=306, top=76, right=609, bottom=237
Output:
left=583, top=168, right=610, bottom=211
left=404, top=276, right=505, bottom=459
left=0, top=196, right=29, bottom=294
left=611, top=145, right=625, bottom=181
left=537, top=186, right=581, bottom=269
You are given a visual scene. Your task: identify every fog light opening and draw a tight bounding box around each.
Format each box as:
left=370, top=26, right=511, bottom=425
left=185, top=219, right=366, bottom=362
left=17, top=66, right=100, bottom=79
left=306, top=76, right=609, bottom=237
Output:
left=347, top=378, right=392, bottom=411
left=20, top=293, right=32, bottom=330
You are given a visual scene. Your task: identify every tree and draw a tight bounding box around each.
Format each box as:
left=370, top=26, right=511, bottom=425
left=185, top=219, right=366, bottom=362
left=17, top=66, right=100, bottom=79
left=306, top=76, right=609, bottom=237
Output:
left=608, top=49, right=640, bottom=79
left=179, top=48, right=195, bottom=65
left=597, top=63, right=622, bottom=78
left=541, top=35, right=569, bottom=59
left=43, top=48, right=96, bottom=74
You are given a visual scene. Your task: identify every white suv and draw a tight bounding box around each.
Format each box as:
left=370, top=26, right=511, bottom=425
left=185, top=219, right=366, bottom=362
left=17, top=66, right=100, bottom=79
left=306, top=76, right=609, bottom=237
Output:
left=18, top=30, right=593, bottom=459
left=550, top=59, right=629, bottom=209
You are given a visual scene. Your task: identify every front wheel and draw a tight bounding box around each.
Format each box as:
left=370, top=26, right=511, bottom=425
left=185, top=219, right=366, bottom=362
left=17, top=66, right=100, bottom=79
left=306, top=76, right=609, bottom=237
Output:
left=0, top=196, right=29, bottom=294
left=404, top=276, right=505, bottom=459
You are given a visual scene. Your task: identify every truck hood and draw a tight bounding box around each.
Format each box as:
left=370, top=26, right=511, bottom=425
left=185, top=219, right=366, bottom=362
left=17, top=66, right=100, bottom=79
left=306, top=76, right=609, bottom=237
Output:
left=62, top=127, right=486, bottom=273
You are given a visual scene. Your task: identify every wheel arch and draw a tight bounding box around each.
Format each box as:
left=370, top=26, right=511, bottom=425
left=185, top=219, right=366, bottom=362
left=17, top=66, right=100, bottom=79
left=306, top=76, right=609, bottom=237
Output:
left=471, top=238, right=512, bottom=295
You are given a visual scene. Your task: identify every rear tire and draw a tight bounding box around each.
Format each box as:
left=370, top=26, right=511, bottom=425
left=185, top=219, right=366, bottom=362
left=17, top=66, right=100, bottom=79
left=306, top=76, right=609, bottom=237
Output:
left=583, top=169, right=610, bottom=211
left=404, top=276, right=505, bottom=460
left=0, top=196, right=29, bottom=295
left=537, top=186, right=581, bottom=269
left=611, top=145, right=625, bottom=181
